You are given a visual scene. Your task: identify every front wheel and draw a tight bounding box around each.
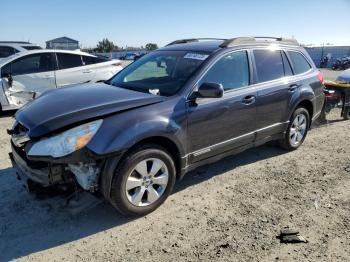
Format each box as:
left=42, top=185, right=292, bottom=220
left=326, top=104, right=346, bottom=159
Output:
left=109, top=144, right=176, bottom=216
left=279, top=107, right=310, bottom=150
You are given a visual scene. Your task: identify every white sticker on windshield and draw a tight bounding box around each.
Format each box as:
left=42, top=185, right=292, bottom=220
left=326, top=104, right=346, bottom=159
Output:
left=184, top=53, right=209, bottom=60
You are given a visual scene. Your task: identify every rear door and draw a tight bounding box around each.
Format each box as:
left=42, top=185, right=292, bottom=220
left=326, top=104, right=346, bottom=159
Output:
left=81, top=55, right=119, bottom=81
left=253, top=49, right=298, bottom=139
left=0, top=52, right=56, bottom=107
left=55, top=52, right=95, bottom=87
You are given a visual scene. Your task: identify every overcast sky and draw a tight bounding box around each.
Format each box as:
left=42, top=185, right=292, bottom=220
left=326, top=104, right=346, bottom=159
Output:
left=1, top=0, right=349, bottom=48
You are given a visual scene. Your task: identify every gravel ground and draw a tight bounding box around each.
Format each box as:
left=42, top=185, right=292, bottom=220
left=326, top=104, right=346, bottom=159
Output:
left=0, top=71, right=349, bottom=262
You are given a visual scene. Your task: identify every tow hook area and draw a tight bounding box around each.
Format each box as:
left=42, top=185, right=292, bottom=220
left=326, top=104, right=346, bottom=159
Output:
left=67, top=163, right=100, bottom=192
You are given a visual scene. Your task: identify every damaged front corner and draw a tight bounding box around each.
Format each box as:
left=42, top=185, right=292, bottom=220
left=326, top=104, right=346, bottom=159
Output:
left=67, top=163, right=100, bottom=192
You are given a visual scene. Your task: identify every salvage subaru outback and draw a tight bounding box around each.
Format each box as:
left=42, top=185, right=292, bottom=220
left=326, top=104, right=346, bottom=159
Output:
left=9, top=37, right=325, bottom=216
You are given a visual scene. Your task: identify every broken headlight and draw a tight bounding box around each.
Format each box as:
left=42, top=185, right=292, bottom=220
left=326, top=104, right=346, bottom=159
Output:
left=28, top=120, right=103, bottom=158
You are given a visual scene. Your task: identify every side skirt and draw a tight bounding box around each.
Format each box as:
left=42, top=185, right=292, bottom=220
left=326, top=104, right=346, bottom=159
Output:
left=179, top=133, right=284, bottom=179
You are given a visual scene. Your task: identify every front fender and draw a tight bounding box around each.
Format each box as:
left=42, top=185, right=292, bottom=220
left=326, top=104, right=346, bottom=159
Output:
left=87, top=98, right=187, bottom=157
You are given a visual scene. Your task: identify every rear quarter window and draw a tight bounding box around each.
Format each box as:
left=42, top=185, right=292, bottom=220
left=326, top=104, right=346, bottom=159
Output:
left=82, top=55, right=108, bottom=65
left=287, top=51, right=311, bottom=75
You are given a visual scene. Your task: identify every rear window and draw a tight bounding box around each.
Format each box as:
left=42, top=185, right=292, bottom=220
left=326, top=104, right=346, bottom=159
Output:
left=57, top=53, right=82, bottom=69
left=82, top=55, right=108, bottom=65
left=287, top=51, right=311, bottom=74
left=0, top=46, right=15, bottom=58
left=21, top=46, right=42, bottom=50
left=253, top=50, right=284, bottom=83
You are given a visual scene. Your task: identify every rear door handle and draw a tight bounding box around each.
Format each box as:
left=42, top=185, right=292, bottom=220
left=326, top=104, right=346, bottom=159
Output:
left=242, top=95, right=256, bottom=105
left=83, top=70, right=93, bottom=73
left=288, top=83, right=301, bottom=92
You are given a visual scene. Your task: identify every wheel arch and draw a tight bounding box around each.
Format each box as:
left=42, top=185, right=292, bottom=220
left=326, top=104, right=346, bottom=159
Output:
left=126, top=136, right=183, bottom=179
left=290, top=99, right=314, bottom=127
left=100, top=135, right=184, bottom=199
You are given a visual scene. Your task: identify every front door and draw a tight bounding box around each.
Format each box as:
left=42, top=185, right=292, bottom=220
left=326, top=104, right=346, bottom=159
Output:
left=0, top=52, right=56, bottom=107
left=187, top=50, right=257, bottom=163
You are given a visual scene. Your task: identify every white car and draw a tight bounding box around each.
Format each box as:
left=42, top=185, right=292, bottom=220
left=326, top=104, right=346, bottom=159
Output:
left=0, top=41, right=42, bottom=60
left=0, top=49, right=123, bottom=110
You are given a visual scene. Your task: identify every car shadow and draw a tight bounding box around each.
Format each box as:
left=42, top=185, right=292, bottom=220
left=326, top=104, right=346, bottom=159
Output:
left=0, top=145, right=286, bottom=261
left=311, top=118, right=347, bottom=129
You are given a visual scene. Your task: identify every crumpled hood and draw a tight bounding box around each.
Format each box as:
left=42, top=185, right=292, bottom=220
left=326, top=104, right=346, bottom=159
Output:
left=15, top=83, right=165, bottom=138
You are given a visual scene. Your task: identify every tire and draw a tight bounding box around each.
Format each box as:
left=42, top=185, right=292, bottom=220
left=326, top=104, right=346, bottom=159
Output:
left=279, top=107, right=310, bottom=151
left=109, top=144, right=176, bottom=216
left=343, top=107, right=350, bottom=120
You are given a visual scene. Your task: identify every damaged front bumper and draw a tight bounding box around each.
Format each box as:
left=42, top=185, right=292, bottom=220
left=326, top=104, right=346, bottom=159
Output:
left=10, top=143, right=71, bottom=189
left=10, top=142, right=102, bottom=192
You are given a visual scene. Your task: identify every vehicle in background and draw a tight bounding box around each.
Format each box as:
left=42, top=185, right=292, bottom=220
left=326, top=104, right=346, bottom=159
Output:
left=337, top=68, right=350, bottom=83
left=0, top=41, right=41, bottom=60
left=322, top=69, right=350, bottom=120
left=9, top=37, right=325, bottom=216
left=0, top=49, right=123, bottom=110
left=134, top=52, right=147, bottom=61
left=332, top=56, right=350, bottom=70
left=120, top=52, right=137, bottom=60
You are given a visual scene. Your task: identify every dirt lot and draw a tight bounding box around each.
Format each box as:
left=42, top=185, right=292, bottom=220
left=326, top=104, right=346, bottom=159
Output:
left=0, top=70, right=349, bottom=262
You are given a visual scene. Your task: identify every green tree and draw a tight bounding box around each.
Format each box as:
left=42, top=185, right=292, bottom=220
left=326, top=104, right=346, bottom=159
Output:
left=96, top=38, right=115, bottom=52
left=145, top=43, right=158, bottom=51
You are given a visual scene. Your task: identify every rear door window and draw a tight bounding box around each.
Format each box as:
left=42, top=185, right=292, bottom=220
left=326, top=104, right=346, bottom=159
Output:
left=199, top=50, right=250, bottom=91
left=0, top=46, right=15, bottom=58
left=287, top=51, right=311, bottom=74
left=82, top=55, right=108, bottom=65
left=11, top=53, right=54, bottom=75
left=56, top=53, right=83, bottom=69
left=253, top=50, right=284, bottom=83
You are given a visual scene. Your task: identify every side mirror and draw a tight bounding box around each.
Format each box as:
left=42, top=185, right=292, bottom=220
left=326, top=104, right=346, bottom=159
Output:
left=196, top=82, right=224, bottom=98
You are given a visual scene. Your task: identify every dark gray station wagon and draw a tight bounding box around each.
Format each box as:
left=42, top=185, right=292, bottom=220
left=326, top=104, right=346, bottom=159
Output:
left=9, top=37, right=325, bottom=216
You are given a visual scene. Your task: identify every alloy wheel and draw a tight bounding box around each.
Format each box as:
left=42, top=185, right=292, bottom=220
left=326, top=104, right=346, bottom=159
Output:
left=125, top=158, right=169, bottom=207
left=289, top=114, right=307, bottom=146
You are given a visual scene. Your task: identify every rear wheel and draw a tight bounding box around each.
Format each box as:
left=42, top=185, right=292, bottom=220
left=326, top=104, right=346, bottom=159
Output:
left=279, top=107, right=310, bottom=150
left=109, top=144, right=176, bottom=216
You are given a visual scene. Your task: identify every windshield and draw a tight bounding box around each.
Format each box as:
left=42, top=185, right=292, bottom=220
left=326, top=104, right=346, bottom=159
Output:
left=110, top=50, right=210, bottom=96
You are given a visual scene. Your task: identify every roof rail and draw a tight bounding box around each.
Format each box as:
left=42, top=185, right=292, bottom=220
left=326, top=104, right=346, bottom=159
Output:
left=0, top=41, right=32, bottom=44
left=220, top=36, right=299, bottom=48
left=166, top=38, right=226, bottom=46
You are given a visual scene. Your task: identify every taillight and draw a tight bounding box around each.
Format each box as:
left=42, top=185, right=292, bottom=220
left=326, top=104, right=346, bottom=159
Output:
left=317, top=71, right=324, bottom=84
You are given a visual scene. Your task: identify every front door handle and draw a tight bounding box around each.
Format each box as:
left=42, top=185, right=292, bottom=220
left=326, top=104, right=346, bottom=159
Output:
left=242, top=95, right=256, bottom=105
left=83, top=70, right=93, bottom=74
left=288, top=83, right=301, bottom=92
